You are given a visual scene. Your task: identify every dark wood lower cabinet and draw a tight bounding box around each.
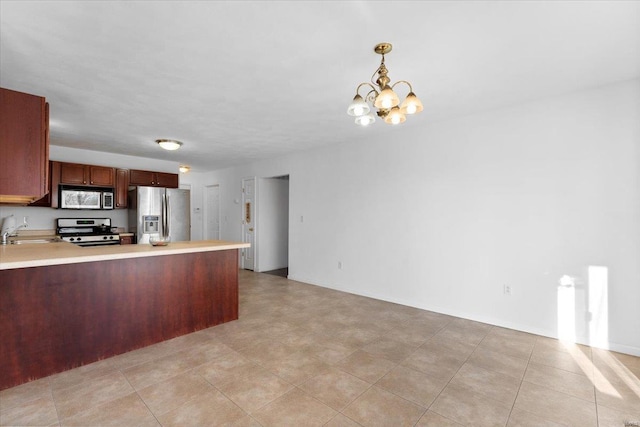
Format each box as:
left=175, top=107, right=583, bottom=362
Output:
left=0, top=250, right=239, bottom=390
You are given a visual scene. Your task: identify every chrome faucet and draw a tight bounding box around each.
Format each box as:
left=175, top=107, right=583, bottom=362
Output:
left=1, top=221, right=28, bottom=245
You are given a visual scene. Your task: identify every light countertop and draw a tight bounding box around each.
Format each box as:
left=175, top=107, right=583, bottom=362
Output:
left=0, top=240, right=249, bottom=270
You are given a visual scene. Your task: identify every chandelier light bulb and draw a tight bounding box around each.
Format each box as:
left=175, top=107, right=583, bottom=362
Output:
left=355, top=113, right=375, bottom=126
left=347, top=94, right=370, bottom=117
left=400, top=92, right=424, bottom=115
left=374, top=87, right=399, bottom=109
left=384, top=107, right=406, bottom=125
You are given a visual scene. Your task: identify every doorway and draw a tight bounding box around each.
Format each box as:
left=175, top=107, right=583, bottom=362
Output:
left=257, top=175, right=289, bottom=275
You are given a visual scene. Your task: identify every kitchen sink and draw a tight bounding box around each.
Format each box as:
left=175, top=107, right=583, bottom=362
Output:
left=10, top=238, right=61, bottom=245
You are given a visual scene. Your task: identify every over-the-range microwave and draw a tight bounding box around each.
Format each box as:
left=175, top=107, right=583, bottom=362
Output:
left=60, top=187, right=114, bottom=210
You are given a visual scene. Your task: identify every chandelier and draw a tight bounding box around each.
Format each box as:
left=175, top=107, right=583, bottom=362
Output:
left=347, top=43, right=423, bottom=126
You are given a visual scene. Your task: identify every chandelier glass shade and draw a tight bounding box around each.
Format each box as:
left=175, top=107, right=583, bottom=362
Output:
left=347, top=43, right=423, bottom=126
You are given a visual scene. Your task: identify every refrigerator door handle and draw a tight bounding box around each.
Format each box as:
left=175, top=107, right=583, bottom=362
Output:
left=161, top=193, right=167, bottom=238
left=165, top=192, right=171, bottom=238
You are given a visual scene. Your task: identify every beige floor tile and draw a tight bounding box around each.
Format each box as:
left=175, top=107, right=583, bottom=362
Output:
left=361, top=337, right=419, bottom=363
left=513, top=381, right=597, bottom=426
left=592, top=348, right=640, bottom=388
left=137, top=370, right=215, bottom=416
left=435, top=321, right=490, bottom=346
left=342, top=386, right=425, bottom=427
left=401, top=345, right=467, bottom=381
left=534, top=336, right=592, bottom=357
left=215, top=369, right=293, bottom=413
left=220, top=415, right=263, bottom=426
left=376, top=365, right=449, bottom=407
left=323, top=413, right=361, bottom=427
left=60, top=392, right=158, bottom=427
left=52, top=371, right=134, bottom=420
left=415, top=410, right=464, bottom=426
left=49, top=357, right=121, bottom=391
left=378, top=322, right=439, bottom=347
left=423, top=334, right=478, bottom=359
left=237, top=340, right=299, bottom=366
left=524, top=361, right=595, bottom=401
left=530, top=345, right=594, bottom=377
left=449, top=362, right=521, bottom=405
left=466, top=347, right=528, bottom=379
left=298, top=368, right=370, bottom=411
left=331, top=325, right=385, bottom=348
left=156, top=389, right=246, bottom=426
left=262, top=351, right=332, bottom=385
left=194, top=350, right=265, bottom=387
left=596, top=404, right=640, bottom=427
left=594, top=373, right=640, bottom=415
left=0, top=376, right=51, bottom=411
left=478, top=328, right=536, bottom=360
left=430, top=384, right=511, bottom=427
left=506, top=408, right=565, bottom=426
left=333, top=350, right=396, bottom=383
left=309, top=340, right=358, bottom=365
left=251, top=388, right=337, bottom=426
left=111, top=341, right=174, bottom=371
left=121, top=348, right=203, bottom=390
left=0, top=395, right=58, bottom=426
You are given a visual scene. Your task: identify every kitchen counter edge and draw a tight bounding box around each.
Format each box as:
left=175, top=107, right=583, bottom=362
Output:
left=0, top=240, right=250, bottom=270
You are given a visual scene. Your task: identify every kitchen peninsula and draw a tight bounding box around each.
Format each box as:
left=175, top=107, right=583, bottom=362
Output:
left=0, top=240, right=249, bottom=390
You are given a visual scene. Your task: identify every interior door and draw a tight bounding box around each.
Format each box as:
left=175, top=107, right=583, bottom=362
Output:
left=241, top=177, right=256, bottom=270
left=205, top=184, right=220, bottom=240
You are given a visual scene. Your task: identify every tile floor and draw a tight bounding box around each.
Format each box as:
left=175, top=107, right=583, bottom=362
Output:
left=1, top=270, right=639, bottom=426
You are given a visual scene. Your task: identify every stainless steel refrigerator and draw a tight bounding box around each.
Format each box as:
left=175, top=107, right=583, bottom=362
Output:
left=128, top=187, right=191, bottom=244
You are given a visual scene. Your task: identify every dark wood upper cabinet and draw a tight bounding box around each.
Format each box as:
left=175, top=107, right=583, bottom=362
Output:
left=155, top=172, right=179, bottom=188
left=129, top=169, right=178, bottom=188
left=29, top=161, right=60, bottom=208
left=115, top=168, right=129, bottom=209
left=59, top=162, right=114, bottom=187
left=0, top=88, right=49, bottom=204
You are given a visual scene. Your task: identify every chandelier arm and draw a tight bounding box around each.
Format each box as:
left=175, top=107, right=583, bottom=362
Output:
left=356, top=82, right=378, bottom=96
left=390, top=80, right=414, bottom=93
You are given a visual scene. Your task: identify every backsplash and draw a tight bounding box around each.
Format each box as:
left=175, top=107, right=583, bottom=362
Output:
left=0, top=205, right=128, bottom=231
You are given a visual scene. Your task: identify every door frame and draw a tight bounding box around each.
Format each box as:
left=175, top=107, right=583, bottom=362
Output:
left=241, top=176, right=257, bottom=270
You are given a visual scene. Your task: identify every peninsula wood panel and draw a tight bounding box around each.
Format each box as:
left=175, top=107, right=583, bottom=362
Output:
left=0, top=249, right=239, bottom=390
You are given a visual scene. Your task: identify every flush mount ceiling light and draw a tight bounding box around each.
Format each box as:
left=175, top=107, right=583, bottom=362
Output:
left=156, top=139, right=183, bottom=151
left=347, top=43, right=423, bottom=126
left=179, top=165, right=190, bottom=173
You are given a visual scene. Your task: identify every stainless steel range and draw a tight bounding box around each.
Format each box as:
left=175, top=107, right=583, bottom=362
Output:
left=57, top=218, right=120, bottom=247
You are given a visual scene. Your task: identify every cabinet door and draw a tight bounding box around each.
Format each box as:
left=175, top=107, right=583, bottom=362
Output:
left=28, top=161, right=60, bottom=207
left=0, top=88, right=48, bottom=203
left=89, top=166, right=115, bottom=186
left=155, top=172, right=179, bottom=188
left=60, top=162, right=88, bottom=185
left=115, top=169, right=129, bottom=208
left=129, top=169, right=155, bottom=186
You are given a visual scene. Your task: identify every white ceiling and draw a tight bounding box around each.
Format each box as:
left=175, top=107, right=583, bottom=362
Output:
left=1, top=1, right=639, bottom=172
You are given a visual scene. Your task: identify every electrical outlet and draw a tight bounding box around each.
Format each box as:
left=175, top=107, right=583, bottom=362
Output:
left=503, top=284, right=512, bottom=295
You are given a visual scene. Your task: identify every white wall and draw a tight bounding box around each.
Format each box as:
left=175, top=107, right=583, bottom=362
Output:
left=257, top=177, right=289, bottom=272
left=0, top=147, right=181, bottom=230
left=197, top=79, right=640, bottom=356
